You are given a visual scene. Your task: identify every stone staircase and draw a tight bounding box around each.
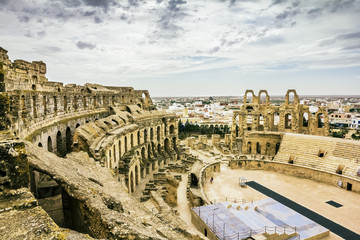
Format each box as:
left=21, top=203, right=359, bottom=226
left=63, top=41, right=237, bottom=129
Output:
left=274, top=133, right=360, bottom=178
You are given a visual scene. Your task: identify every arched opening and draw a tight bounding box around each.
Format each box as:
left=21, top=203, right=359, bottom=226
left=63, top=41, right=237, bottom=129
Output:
left=93, top=96, right=97, bottom=108
left=275, top=142, right=281, bottom=154
left=158, top=144, right=162, bottom=155
left=317, top=113, right=324, bottom=128
left=244, top=91, right=253, bottom=103
left=162, top=118, right=167, bottom=135
left=102, top=95, right=106, bottom=106
left=148, top=144, right=152, bottom=159
left=63, top=96, right=67, bottom=112
left=56, top=131, right=64, bottom=157
left=259, top=114, right=264, bottom=131
left=169, top=125, right=175, bottom=134
left=256, top=142, right=261, bottom=154
left=83, top=96, right=87, bottom=108
left=151, top=161, right=155, bottom=171
left=273, top=112, right=279, bottom=127
left=204, top=228, right=207, bottom=237
left=137, top=131, right=140, bottom=145
left=285, top=113, right=292, bottom=129
left=190, top=173, right=198, bottom=188
left=141, top=147, right=146, bottom=160
left=157, top=126, right=161, bottom=141
left=144, top=129, right=147, bottom=143
left=130, top=171, right=134, bottom=193
left=47, top=136, right=53, bottom=152
left=130, top=134, right=134, bottom=148
left=124, top=136, right=128, bottom=152
left=32, top=84, right=36, bottom=90
left=126, top=106, right=131, bottom=113
left=247, top=142, right=252, bottom=154
left=150, top=128, right=154, bottom=140
left=259, top=91, right=268, bottom=105
left=303, top=112, right=309, bottom=127
left=65, top=127, right=72, bottom=153
left=164, top=138, right=170, bottom=153
left=32, top=95, right=37, bottom=118
left=266, top=143, right=271, bottom=155
left=137, top=103, right=142, bottom=109
left=75, top=123, right=80, bottom=128
left=38, top=142, right=43, bottom=148
left=135, top=166, right=139, bottom=185
left=288, top=91, right=295, bottom=104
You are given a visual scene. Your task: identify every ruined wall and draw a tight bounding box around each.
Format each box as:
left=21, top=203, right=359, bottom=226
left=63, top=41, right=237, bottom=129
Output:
left=230, top=89, right=329, bottom=151
left=229, top=159, right=360, bottom=193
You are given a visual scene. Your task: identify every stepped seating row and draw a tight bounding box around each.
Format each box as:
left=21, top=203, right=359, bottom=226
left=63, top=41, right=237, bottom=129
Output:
left=274, top=134, right=360, bottom=178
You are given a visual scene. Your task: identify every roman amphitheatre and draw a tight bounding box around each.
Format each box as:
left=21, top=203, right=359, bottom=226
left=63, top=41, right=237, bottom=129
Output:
left=0, top=46, right=359, bottom=240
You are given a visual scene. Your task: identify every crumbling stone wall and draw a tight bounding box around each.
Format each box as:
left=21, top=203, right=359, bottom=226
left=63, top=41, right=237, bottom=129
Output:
left=231, top=89, right=329, bottom=152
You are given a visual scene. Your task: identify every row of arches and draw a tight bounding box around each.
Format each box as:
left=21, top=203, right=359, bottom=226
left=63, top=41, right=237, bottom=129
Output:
left=128, top=137, right=177, bottom=193
left=246, top=141, right=281, bottom=156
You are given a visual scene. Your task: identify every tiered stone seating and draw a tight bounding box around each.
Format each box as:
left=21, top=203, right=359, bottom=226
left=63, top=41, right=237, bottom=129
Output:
left=274, top=133, right=360, bottom=178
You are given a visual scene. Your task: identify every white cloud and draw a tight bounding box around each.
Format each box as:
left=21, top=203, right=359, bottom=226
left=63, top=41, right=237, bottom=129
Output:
left=0, top=0, right=359, bottom=95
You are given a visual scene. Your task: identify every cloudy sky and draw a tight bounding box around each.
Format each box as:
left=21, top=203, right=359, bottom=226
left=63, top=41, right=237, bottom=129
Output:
left=0, top=0, right=360, bottom=96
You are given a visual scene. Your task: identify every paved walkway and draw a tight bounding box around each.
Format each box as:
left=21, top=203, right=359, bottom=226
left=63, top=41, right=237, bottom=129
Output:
left=247, top=181, right=360, bottom=240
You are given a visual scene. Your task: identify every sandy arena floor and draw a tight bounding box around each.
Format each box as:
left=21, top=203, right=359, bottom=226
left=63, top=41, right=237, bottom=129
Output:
left=203, top=164, right=360, bottom=240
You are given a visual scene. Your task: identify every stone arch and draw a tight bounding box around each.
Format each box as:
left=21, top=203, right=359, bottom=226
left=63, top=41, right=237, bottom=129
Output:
left=164, top=138, right=170, bottom=152
left=302, top=112, right=309, bottom=127
left=124, top=136, right=128, bottom=152
left=102, top=95, right=106, bottom=106
left=157, top=144, right=162, bottom=155
left=150, top=128, right=154, bottom=140
left=243, top=90, right=255, bottom=104
left=38, top=142, right=43, bottom=148
left=285, top=89, right=299, bottom=106
left=135, top=165, right=139, bottom=185
left=157, top=126, right=161, bottom=141
left=247, top=141, right=252, bottom=154
left=47, top=136, right=53, bottom=152
left=162, top=118, right=167, bottom=135
left=141, top=147, right=146, bottom=160
left=130, top=134, right=134, bottom=148
left=144, top=129, right=147, bottom=143
left=32, top=95, right=37, bottom=118
left=137, top=131, right=140, bottom=145
left=75, top=123, right=80, bottom=128
left=63, top=95, right=67, bottom=112
left=275, top=142, right=281, bottom=154
left=256, top=142, right=261, bottom=154
left=65, top=127, right=72, bottom=153
left=258, top=90, right=270, bottom=105
left=317, top=113, right=324, bottom=128
left=265, top=142, right=271, bottom=155
left=169, top=124, right=175, bottom=134
left=56, top=131, right=64, bottom=157
left=130, top=171, right=134, bottom=193
left=73, top=96, right=78, bottom=110
left=285, top=113, right=292, bottom=129
left=83, top=96, right=87, bottom=108
left=93, top=95, right=97, bottom=107
left=148, top=144, right=152, bottom=159
left=273, top=112, right=279, bottom=127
